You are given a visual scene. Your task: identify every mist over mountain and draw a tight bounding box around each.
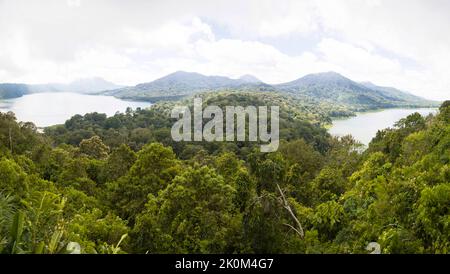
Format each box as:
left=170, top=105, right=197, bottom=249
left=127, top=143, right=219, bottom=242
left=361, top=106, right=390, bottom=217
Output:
left=99, top=70, right=437, bottom=110
left=0, top=71, right=438, bottom=111
left=102, top=71, right=274, bottom=101
left=0, top=78, right=123, bottom=100
left=239, top=74, right=262, bottom=83
left=29, top=77, right=123, bottom=94
left=359, top=81, right=429, bottom=104
left=0, top=83, right=30, bottom=99
left=274, top=71, right=437, bottom=109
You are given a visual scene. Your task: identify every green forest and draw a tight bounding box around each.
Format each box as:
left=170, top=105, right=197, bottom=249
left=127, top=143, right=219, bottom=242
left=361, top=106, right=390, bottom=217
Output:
left=0, top=92, right=448, bottom=254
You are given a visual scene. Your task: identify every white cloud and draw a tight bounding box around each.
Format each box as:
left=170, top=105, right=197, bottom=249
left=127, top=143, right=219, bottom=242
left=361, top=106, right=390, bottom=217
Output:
left=256, top=1, right=319, bottom=37
left=317, top=38, right=404, bottom=82
left=66, top=0, right=81, bottom=8
left=0, top=0, right=448, bottom=100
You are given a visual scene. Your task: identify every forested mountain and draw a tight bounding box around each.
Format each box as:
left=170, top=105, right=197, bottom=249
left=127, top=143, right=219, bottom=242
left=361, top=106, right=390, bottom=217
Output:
left=0, top=78, right=121, bottom=99
left=44, top=91, right=334, bottom=152
left=0, top=92, right=448, bottom=254
left=0, top=84, right=30, bottom=99
left=238, top=74, right=263, bottom=83
left=360, top=81, right=431, bottom=104
left=275, top=72, right=436, bottom=110
left=1, top=72, right=437, bottom=114
left=29, top=78, right=122, bottom=94
left=98, top=71, right=437, bottom=112
left=101, top=71, right=274, bottom=101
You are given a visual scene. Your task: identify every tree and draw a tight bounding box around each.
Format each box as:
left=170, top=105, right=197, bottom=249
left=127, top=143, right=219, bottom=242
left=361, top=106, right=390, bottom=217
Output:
left=0, top=158, right=28, bottom=197
left=279, top=139, right=323, bottom=180
left=106, top=143, right=181, bottom=221
left=415, top=183, right=450, bottom=253
left=18, top=190, right=67, bottom=254
left=100, top=144, right=137, bottom=183
left=132, top=165, right=240, bottom=253
left=311, top=167, right=348, bottom=204
left=248, top=150, right=287, bottom=193
left=79, top=136, right=110, bottom=159
left=67, top=208, right=129, bottom=254
left=213, top=152, right=243, bottom=183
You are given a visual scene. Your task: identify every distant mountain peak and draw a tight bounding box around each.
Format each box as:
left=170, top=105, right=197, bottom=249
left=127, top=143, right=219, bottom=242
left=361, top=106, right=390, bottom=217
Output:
left=26, top=77, right=122, bottom=94
left=239, top=74, right=262, bottom=83
left=69, top=77, right=114, bottom=85
left=153, top=71, right=227, bottom=84
left=67, top=77, right=122, bottom=93
left=301, top=71, right=351, bottom=82
left=313, top=71, right=344, bottom=76
left=278, top=71, right=354, bottom=88
left=167, top=70, right=202, bottom=77
left=273, top=71, right=436, bottom=108
left=96, top=70, right=436, bottom=108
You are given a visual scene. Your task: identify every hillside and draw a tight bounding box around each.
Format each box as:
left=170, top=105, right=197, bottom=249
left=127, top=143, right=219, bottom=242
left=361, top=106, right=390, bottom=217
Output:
left=98, top=71, right=437, bottom=112
left=238, top=74, right=263, bottom=83
left=0, top=78, right=122, bottom=99
left=1, top=72, right=438, bottom=116
left=44, top=91, right=336, bottom=151
left=360, top=81, right=432, bottom=104
left=0, top=83, right=30, bottom=99
left=101, top=71, right=274, bottom=101
left=29, top=77, right=122, bottom=94
left=1, top=95, right=448, bottom=254
left=275, top=72, right=437, bottom=110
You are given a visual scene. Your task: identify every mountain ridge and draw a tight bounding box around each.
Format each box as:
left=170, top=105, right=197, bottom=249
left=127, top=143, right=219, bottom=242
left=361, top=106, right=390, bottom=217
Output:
left=101, top=71, right=275, bottom=100
left=29, top=77, right=123, bottom=94
left=99, top=71, right=438, bottom=111
left=0, top=72, right=439, bottom=112
left=273, top=71, right=437, bottom=110
left=0, top=78, right=123, bottom=99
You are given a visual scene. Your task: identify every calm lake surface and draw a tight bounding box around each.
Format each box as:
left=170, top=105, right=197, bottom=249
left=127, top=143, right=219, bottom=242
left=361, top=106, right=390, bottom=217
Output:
left=0, top=92, right=152, bottom=127
left=329, top=108, right=438, bottom=145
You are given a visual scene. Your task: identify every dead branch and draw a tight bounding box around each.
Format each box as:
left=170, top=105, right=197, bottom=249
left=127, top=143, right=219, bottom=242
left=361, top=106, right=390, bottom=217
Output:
left=277, top=183, right=304, bottom=238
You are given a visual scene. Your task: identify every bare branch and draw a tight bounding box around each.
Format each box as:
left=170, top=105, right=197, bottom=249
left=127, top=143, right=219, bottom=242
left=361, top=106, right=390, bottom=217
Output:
left=277, top=183, right=304, bottom=238
left=283, top=223, right=303, bottom=238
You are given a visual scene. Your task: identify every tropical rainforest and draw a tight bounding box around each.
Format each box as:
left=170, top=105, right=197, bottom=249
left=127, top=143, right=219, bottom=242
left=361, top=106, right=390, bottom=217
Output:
left=0, top=90, right=448, bottom=254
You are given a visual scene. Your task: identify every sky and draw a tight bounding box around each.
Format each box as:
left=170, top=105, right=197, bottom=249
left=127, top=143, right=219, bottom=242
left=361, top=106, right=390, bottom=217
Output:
left=0, top=0, right=449, bottom=100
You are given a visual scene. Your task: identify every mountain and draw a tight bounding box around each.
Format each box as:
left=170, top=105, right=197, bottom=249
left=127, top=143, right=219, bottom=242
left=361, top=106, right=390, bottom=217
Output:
left=0, top=83, right=30, bottom=99
left=29, top=77, right=122, bottom=94
left=359, top=81, right=431, bottom=104
left=0, top=78, right=122, bottom=100
left=1, top=71, right=434, bottom=113
left=102, top=71, right=273, bottom=101
left=98, top=71, right=437, bottom=110
left=63, top=77, right=123, bottom=93
left=275, top=72, right=437, bottom=110
left=239, top=74, right=262, bottom=83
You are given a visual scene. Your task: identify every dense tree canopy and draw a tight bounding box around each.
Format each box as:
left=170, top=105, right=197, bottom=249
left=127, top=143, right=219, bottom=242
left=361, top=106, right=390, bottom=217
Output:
left=0, top=94, right=448, bottom=254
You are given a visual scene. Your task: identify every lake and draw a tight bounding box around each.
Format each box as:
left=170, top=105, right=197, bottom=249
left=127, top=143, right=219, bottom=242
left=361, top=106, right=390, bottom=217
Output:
left=329, top=108, right=438, bottom=145
left=0, top=92, right=152, bottom=127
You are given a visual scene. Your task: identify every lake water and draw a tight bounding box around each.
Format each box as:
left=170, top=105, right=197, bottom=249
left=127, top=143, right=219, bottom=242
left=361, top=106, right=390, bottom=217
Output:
left=0, top=92, right=152, bottom=127
left=329, top=108, right=438, bottom=145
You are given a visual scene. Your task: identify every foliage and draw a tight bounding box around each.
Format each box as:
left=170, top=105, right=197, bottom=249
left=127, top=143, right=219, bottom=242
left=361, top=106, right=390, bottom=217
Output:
left=0, top=97, right=448, bottom=254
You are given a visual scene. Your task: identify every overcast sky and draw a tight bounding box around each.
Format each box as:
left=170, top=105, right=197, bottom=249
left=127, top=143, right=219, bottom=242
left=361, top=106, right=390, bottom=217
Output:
left=0, top=0, right=449, bottom=100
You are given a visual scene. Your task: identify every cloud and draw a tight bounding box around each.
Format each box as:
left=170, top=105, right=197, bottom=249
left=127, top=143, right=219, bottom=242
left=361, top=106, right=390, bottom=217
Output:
left=0, top=0, right=448, bottom=100
left=66, top=0, right=81, bottom=8
left=256, top=1, right=320, bottom=37
left=317, top=38, right=406, bottom=85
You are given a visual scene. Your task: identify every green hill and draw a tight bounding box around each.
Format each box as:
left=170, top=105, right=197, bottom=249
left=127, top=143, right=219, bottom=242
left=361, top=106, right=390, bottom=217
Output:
left=275, top=72, right=437, bottom=110
left=98, top=71, right=438, bottom=112
left=0, top=94, right=448, bottom=254
left=101, top=71, right=274, bottom=101
left=0, top=83, right=30, bottom=99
